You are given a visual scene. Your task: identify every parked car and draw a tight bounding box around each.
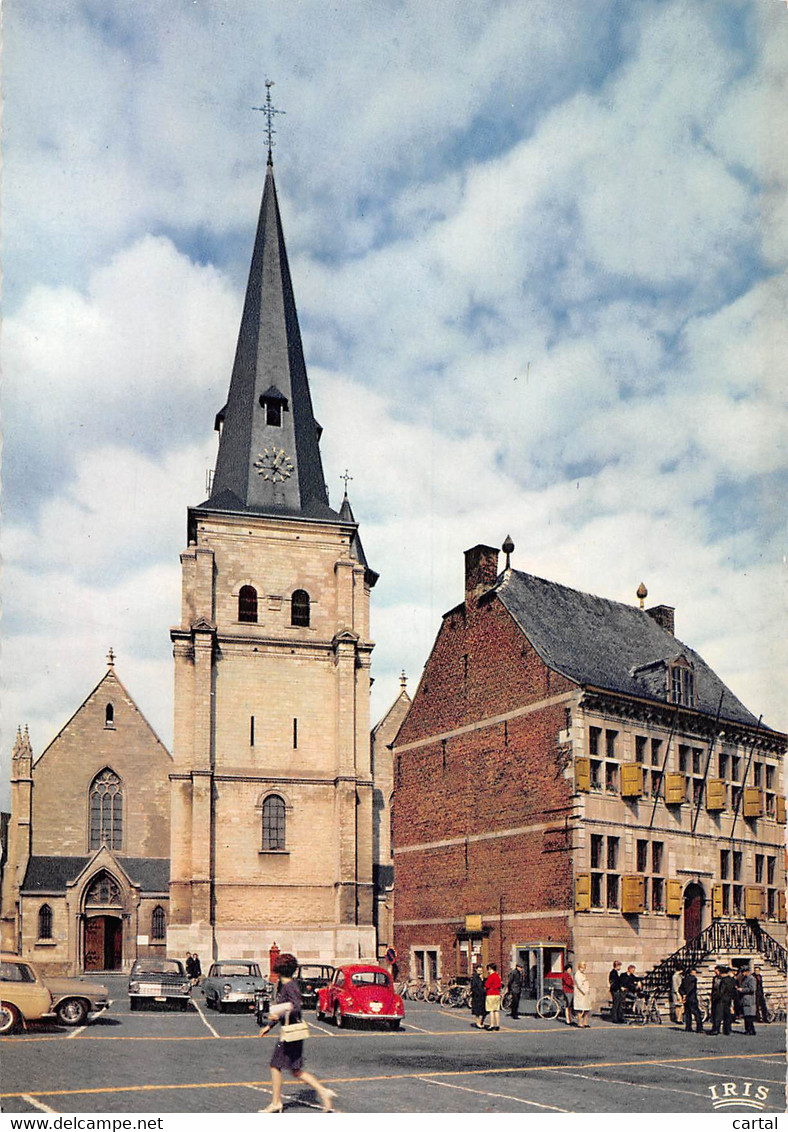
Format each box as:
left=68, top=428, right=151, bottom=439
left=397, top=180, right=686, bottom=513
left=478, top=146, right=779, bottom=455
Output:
left=202, top=961, right=268, bottom=1013
left=317, top=964, right=404, bottom=1029
left=128, top=958, right=191, bottom=1010
left=45, top=975, right=110, bottom=1026
left=294, top=964, right=335, bottom=1012
left=0, top=955, right=54, bottom=1034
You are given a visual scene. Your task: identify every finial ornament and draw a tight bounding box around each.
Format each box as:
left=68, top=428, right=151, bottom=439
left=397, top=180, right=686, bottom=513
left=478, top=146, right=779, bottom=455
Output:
left=107, top=647, right=116, bottom=668
left=340, top=469, right=353, bottom=495
left=637, top=582, right=648, bottom=609
left=400, top=670, right=407, bottom=690
left=253, top=79, right=285, bottom=163
left=502, top=534, right=515, bottom=570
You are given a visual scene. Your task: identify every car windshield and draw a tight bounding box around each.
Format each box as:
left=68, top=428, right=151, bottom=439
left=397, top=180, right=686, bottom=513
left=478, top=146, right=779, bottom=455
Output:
left=299, top=966, right=330, bottom=980
left=214, top=964, right=260, bottom=977
left=133, top=960, right=184, bottom=975
left=351, top=971, right=389, bottom=987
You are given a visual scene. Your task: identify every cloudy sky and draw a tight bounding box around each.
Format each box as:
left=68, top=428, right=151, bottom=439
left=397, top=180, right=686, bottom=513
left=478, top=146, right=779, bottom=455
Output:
left=2, top=0, right=787, bottom=798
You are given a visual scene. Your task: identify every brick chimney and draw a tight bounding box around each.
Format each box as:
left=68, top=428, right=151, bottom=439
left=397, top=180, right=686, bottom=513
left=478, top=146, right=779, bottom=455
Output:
left=464, top=544, right=500, bottom=604
left=646, top=604, right=675, bottom=635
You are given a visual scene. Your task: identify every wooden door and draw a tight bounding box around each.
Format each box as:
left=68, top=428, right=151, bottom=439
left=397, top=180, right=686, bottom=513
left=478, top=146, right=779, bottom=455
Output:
left=84, top=917, right=105, bottom=971
left=106, top=917, right=123, bottom=970
left=684, top=885, right=704, bottom=942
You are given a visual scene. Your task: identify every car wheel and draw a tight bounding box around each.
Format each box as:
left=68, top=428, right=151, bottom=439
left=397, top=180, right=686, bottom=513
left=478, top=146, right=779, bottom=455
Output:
left=57, top=998, right=88, bottom=1026
left=130, top=999, right=140, bottom=1012
left=0, top=1002, right=20, bottom=1035
left=218, top=1001, right=226, bottom=1014
left=179, top=999, right=189, bottom=1012
left=333, top=1004, right=344, bottom=1028
left=389, top=1020, right=401, bottom=1031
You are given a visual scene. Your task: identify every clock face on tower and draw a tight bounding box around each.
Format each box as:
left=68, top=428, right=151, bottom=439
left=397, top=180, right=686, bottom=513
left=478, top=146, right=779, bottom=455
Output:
left=254, top=447, right=294, bottom=483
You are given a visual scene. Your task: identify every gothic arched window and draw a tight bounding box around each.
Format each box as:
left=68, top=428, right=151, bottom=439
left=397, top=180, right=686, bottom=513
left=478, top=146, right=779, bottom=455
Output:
left=38, top=904, right=53, bottom=939
left=151, top=905, right=166, bottom=941
left=84, top=870, right=122, bottom=907
left=291, top=589, right=310, bottom=628
left=262, top=795, right=286, bottom=851
left=239, top=585, right=258, bottom=623
left=105, top=703, right=115, bottom=727
left=89, top=769, right=123, bottom=851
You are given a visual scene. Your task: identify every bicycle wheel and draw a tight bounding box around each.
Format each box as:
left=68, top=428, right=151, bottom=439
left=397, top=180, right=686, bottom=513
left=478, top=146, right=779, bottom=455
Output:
left=537, top=994, right=560, bottom=1020
left=647, top=1001, right=662, bottom=1024
left=502, top=992, right=512, bottom=1011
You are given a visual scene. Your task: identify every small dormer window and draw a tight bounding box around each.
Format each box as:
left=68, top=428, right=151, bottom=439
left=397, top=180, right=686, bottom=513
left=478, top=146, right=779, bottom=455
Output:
left=668, top=661, right=695, bottom=707
left=259, top=386, right=289, bottom=429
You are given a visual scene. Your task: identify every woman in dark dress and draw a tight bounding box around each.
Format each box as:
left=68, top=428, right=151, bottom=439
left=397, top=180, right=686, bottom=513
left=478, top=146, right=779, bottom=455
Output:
left=258, top=953, right=336, bottom=1113
left=470, top=964, right=487, bottom=1029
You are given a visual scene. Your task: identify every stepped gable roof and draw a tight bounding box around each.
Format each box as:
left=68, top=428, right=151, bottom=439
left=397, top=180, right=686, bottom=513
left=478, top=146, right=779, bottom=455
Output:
left=494, top=569, right=762, bottom=729
left=21, top=856, right=170, bottom=894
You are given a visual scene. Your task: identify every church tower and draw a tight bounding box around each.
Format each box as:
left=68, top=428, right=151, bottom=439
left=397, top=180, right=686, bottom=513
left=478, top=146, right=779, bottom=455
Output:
left=168, top=145, right=378, bottom=962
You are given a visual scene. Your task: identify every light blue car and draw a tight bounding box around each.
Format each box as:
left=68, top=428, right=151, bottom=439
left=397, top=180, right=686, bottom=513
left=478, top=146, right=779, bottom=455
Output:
left=202, top=960, right=269, bottom=1013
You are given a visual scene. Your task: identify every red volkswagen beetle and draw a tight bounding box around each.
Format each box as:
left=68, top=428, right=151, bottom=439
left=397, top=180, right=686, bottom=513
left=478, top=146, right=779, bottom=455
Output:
left=317, top=964, right=404, bottom=1030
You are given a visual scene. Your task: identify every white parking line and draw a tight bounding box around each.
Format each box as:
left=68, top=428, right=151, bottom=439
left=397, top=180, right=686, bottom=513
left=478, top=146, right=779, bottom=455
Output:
left=245, top=1083, right=338, bottom=1112
left=192, top=996, right=220, bottom=1038
left=418, top=1077, right=571, bottom=1112
left=67, top=1026, right=87, bottom=1039
left=543, top=1067, right=707, bottom=1102
left=308, top=1019, right=338, bottom=1038
left=402, top=1020, right=433, bottom=1033
left=21, top=1095, right=58, bottom=1113
left=665, top=1063, right=784, bottom=1086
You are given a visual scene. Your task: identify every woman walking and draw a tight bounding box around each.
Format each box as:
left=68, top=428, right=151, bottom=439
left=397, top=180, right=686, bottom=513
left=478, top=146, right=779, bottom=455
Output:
left=484, top=963, right=502, bottom=1031
left=573, top=962, right=592, bottom=1027
left=258, top=953, right=336, bottom=1113
left=470, top=964, right=487, bottom=1029
left=561, top=964, right=575, bottom=1025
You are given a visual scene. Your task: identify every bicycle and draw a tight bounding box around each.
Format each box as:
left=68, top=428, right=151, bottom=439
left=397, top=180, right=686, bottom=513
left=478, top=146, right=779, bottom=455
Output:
left=440, top=983, right=470, bottom=1008
left=536, top=988, right=564, bottom=1020
left=765, top=994, right=787, bottom=1024
left=631, top=993, right=662, bottom=1025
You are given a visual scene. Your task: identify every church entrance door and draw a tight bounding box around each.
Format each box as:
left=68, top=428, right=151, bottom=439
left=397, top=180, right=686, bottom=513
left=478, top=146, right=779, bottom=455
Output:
left=84, top=916, right=123, bottom=971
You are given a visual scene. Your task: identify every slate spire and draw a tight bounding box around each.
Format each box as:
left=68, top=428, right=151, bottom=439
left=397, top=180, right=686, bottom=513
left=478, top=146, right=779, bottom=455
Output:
left=207, top=160, right=335, bottom=519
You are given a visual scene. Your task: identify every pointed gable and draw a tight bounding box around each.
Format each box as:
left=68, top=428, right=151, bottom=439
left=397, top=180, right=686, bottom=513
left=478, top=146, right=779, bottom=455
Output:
left=206, top=160, right=337, bottom=520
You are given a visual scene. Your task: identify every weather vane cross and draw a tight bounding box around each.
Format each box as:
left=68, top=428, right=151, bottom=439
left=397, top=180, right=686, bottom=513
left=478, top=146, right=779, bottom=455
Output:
left=340, top=469, right=353, bottom=494
left=253, top=79, right=285, bottom=162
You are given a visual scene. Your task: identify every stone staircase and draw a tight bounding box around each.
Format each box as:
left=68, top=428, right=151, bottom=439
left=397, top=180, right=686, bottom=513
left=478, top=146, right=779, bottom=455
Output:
left=642, top=920, right=787, bottom=1008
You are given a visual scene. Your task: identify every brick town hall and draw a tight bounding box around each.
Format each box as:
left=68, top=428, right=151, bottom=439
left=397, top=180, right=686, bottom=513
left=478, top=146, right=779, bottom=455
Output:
left=1, top=139, right=785, bottom=1004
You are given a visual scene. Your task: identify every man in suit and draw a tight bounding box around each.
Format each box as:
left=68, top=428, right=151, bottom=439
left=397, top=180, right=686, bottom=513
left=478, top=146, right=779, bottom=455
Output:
left=507, top=964, right=524, bottom=1019
left=680, top=967, right=704, bottom=1033
left=609, top=960, right=625, bottom=1023
left=709, top=966, right=723, bottom=1034
left=717, top=966, right=737, bottom=1035
left=740, top=966, right=757, bottom=1036
left=753, top=965, right=768, bottom=1023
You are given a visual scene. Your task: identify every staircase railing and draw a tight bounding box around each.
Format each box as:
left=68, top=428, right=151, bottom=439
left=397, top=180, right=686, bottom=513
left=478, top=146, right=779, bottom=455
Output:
left=641, top=920, right=787, bottom=995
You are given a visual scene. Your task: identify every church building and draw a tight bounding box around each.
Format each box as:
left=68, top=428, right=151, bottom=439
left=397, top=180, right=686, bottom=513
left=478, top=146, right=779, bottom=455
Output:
left=0, top=656, right=172, bottom=975
left=167, top=147, right=378, bottom=963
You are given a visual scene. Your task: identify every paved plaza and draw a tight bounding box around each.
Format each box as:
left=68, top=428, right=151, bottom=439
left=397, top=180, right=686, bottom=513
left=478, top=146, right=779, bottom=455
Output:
left=2, top=977, right=785, bottom=1114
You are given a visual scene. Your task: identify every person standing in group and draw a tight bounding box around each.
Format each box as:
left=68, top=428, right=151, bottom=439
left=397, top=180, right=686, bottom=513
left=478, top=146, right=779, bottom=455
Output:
left=573, top=962, right=592, bottom=1027
left=670, top=967, right=684, bottom=1024
left=740, top=966, right=757, bottom=1036
left=484, top=963, right=502, bottom=1030
left=258, top=953, right=336, bottom=1113
left=470, top=964, right=487, bottom=1029
left=191, top=953, right=202, bottom=985
left=709, top=966, right=723, bottom=1034
left=507, top=964, right=524, bottom=1020
left=609, top=960, right=625, bottom=1023
left=753, top=965, right=768, bottom=1023
left=185, top=953, right=195, bottom=982
left=717, top=966, right=737, bottom=1035
left=680, top=967, right=704, bottom=1034
left=561, top=964, right=575, bottom=1025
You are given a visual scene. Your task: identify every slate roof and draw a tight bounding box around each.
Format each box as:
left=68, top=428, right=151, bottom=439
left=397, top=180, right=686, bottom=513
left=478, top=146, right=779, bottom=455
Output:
left=21, top=857, right=170, bottom=894
left=206, top=159, right=338, bottom=521
left=495, top=569, right=764, bottom=729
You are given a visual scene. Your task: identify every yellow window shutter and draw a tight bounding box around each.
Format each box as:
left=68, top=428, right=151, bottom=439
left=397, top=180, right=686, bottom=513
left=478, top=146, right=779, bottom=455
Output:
left=712, top=883, right=724, bottom=918
left=665, top=773, right=687, bottom=804
left=575, top=874, right=591, bottom=912
left=666, top=879, right=682, bottom=916
left=776, top=795, right=785, bottom=824
left=778, top=892, right=786, bottom=923
left=705, top=778, right=726, bottom=811
left=743, top=787, right=764, bottom=818
left=621, top=875, right=645, bottom=914
left=744, top=886, right=763, bottom=919
left=621, top=763, right=643, bottom=797
left=575, top=757, right=591, bottom=793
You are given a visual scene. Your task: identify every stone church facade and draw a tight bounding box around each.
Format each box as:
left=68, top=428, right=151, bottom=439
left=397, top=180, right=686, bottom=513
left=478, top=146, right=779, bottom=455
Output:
left=0, top=658, right=171, bottom=975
